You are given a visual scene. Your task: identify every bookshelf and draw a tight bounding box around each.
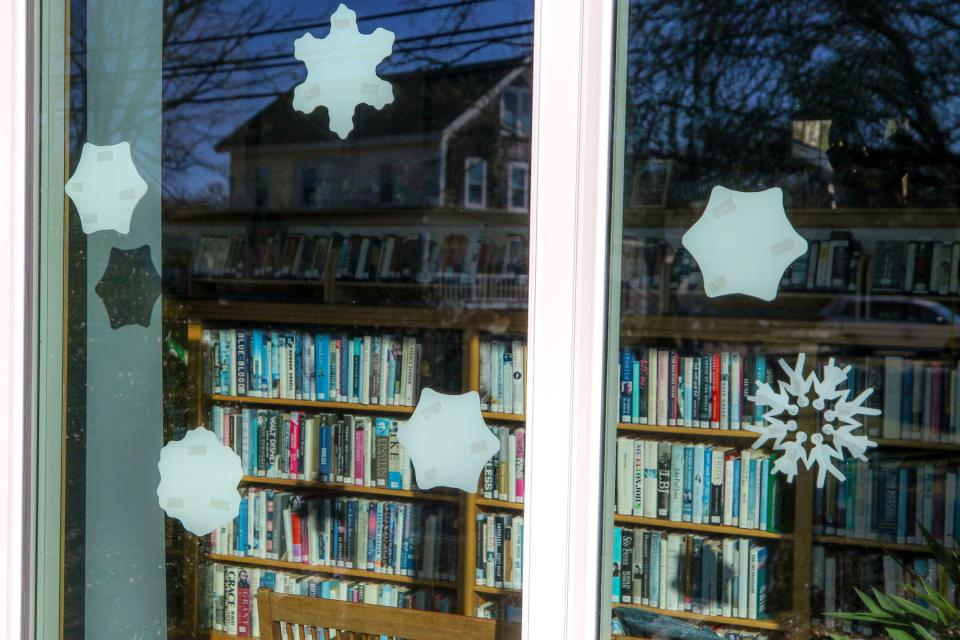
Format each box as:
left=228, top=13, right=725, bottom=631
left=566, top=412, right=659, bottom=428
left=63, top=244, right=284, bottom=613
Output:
left=165, top=297, right=529, bottom=636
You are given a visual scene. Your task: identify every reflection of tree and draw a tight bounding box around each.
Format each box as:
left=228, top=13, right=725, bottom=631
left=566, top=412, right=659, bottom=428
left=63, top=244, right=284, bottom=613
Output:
left=625, top=0, right=960, bottom=209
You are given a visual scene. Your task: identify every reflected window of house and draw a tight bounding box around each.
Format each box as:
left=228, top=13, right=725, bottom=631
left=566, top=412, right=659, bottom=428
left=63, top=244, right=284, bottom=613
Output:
left=245, top=166, right=270, bottom=208
left=508, top=161, right=529, bottom=212
left=464, top=157, right=487, bottom=208
left=501, top=86, right=532, bottom=136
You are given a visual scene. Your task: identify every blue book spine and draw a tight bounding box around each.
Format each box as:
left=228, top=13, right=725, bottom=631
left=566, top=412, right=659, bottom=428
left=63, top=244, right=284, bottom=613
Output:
left=683, top=366, right=693, bottom=425
left=260, top=571, right=276, bottom=591
left=251, top=330, right=263, bottom=397
left=294, top=333, right=304, bottom=400
left=387, top=356, right=398, bottom=404
left=315, top=334, right=329, bottom=401
left=319, top=580, right=330, bottom=598
left=366, top=506, right=376, bottom=570
left=400, top=504, right=411, bottom=575
left=245, top=409, right=257, bottom=475
left=649, top=533, right=660, bottom=605
left=748, top=458, right=758, bottom=526
left=702, top=449, right=712, bottom=523
left=732, top=459, right=741, bottom=521
left=345, top=500, right=357, bottom=568
left=219, top=331, right=230, bottom=393
left=270, top=331, right=281, bottom=396
left=353, top=337, right=363, bottom=404
left=339, top=334, right=349, bottom=401
left=759, top=458, right=769, bottom=531
left=319, top=422, right=332, bottom=481
left=620, top=349, right=634, bottom=422
left=388, top=504, right=398, bottom=572
left=682, top=446, right=694, bottom=522
left=236, top=330, right=248, bottom=396
left=259, top=332, right=270, bottom=396
left=237, top=497, right=248, bottom=554
left=631, top=360, right=641, bottom=423
left=692, top=446, right=704, bottom=523
left=753, top=357, right=767, bottom=423
left=612, top=527, right=622, bottom=601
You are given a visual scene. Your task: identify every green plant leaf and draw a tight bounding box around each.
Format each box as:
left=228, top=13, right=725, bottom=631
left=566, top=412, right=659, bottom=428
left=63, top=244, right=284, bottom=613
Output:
left=856, top=588, right=889, bottom=616
left=887, top=628, right=920, bottom=640
left=910, top=622, right=937, bottom=640
left=889, top=594, right=938, bottom=623
left=873, top=588, right=905, bottom=614
left=919, top=523, right=960, bottom=587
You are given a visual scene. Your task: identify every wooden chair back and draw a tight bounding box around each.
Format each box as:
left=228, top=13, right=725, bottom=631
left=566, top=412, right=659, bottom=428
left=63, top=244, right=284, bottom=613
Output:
left=256, top=588, right=521, bottom=640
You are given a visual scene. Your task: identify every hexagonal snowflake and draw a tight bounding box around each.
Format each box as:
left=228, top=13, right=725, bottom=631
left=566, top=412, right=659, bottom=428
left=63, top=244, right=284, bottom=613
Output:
left=292, top=3, right=394, bottom=138
left=682, top=186, right=807, bottom=301
left=64, top=141, right=148, bottom=235
left=156, top=428, right=243, bottom=536
left=398, top=388, right=499, bottom=493
left=746, top=353, right=881, bottom=488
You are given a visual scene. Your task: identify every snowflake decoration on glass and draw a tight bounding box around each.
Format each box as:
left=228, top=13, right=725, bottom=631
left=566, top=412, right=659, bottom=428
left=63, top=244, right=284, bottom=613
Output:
left=398, top=388, right=499, bottom=493
left=746, top=354, right=881, bottom=488
left=156, top=427, right=243, bottom=536
left=64, top=141, right=148, bottom=235
left=682, top=186, right=807, bottom=301
left=292, top=3, right=394, bottom=138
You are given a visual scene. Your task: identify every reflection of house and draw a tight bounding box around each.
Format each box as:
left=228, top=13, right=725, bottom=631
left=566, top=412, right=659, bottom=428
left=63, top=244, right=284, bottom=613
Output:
left=217, top=58, right=532, bottom=212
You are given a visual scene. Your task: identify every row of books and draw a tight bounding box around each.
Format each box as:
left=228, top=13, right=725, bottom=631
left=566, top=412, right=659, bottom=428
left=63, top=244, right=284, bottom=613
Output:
left=204, top=328, right=423, bottom=406
left=482, top=426, right=526, bottom=503
left=191, top=231, right=529, bottom=282
left=814, top=458, right=960, bottom=546
left=880, top=355, right=960, bottom=442
left=615, top=439, right=781, bottom=532
left=475, top=513, right=524, bottom=590
left=475, top=598, right=522, bottom=623
left=812, top=546, right=954, bottom=633
left=612, top=528, right=771, bottom=621
left=622, top=235, right=960, bottom=297
left=618, top=347, right=775, bottom=429
left=210, top=491, right=459, bottom=582
left=212, top=407, right=415, bottom=488
left=872, top=240, right=960, bottom=294
left=478, top=339, right=526, bottom=415
left=202, top=563, right=455, bottom=637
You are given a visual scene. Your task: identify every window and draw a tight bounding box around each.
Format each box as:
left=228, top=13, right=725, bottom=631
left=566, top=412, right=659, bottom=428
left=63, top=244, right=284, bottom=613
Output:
left=464, top=157, right=487, bottom=208
left=501, top=86, right=532, bottom=136
left=508, top=162, right=529, bottom=212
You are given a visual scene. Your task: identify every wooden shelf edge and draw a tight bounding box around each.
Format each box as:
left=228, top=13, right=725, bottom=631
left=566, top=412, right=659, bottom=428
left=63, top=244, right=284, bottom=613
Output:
left=615, top=514, right=792, bottom=540
left=618, top=423, right=759, bottom=440
left=473, top=584, right=521, bottom=596
left=475, top=498, right=524, bottom=511
left=813, top=535, right=940, bottom=554
left=612, top=602, right=788, bottom=631
left=481, top=411, right=526, bottom=423
left=239, top=476, right=459, bottom=503
left=207, top=553, right=457, bottom=589
left=210, top=394, right=415, bottom=414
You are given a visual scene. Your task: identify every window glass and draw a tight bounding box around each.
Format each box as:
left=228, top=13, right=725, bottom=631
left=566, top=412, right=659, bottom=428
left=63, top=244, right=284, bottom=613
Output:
left=603, top=3, right=960, bottom=640
left=44, top=1, right=533, bottom=638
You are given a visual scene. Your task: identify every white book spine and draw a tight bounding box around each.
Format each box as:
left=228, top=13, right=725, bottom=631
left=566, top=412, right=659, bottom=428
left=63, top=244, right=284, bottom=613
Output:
left=647, top=348, right=658, bottom=426
left=643, top=441, right=658, bottom=519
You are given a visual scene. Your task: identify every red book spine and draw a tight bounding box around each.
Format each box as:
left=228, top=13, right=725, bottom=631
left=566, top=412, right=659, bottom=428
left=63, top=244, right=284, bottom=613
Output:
left=711, top=353, right=721, bottom=428
left=291, top=512, right=302, bottom=563
left=355, top=425, right=365, bottom=486
left=237, top=570, right=251, bottom=637
left=289, top=414, right=300, bottom=477
left=515, top=429, right=525, bottom=502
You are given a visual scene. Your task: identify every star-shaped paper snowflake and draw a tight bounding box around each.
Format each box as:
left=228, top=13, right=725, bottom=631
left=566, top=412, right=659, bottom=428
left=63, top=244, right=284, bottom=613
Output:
left=292, top=3, right=394, bottom=138
left=64, top=141, right=148, bottom=235
left=746, top=353, right=881, bottom=488
left=157, top=427, right=243, bottom=536
left=94, top=245, right=162, bottom=329
left=682, top=186, right=807, bottom=301
left=398, top=388, right=499, bottom=493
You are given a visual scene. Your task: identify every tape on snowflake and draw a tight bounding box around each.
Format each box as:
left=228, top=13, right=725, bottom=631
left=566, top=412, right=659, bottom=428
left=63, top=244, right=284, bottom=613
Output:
left=398, top=388, right=499, bottom=493
left=747, top=353, right=880, bottom=488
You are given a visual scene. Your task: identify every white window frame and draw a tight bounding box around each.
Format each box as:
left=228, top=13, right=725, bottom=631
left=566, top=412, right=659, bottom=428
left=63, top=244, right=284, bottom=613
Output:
left=0, top=0, right=31, bottom=639
left=10, top=1, right=620, bottom=640
left=523, top=2, right=615, bottom=640
left=463, top=156, right=487, bottom=209
left=507, top=161, right=530, bottom=213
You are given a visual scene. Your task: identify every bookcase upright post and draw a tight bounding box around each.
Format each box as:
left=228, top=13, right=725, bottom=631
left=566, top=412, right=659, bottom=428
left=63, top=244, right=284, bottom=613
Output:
left=791, top=469, right=814, bottom=639
left=460, top=330, right=482, bottom=616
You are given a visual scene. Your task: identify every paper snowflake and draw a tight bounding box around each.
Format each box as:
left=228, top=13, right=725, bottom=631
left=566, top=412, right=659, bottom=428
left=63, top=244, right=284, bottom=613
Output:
left=156, top=428, right=243, bottom=536
left=292, top=3, right=394, bottom=138
left=682, top=186, right=807, bottom=301
left=64, top=141, right=148, bottom=235
left=746, top=353, right=880, bottom=488
left=398, top=388, right=499, bottom=493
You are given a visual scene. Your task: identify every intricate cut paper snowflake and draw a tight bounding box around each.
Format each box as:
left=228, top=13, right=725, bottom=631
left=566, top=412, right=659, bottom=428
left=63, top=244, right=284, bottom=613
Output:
left=746, top=354, right=881, bottom=488
left=292, top=3, right=394, bottom=138
left=64, top=141, right=148, bottom=235
left=398, top=388, right=499, bottom=493
left=156, top=427, right=243, bottom=536
left=681, top=186, right=807, bottom=301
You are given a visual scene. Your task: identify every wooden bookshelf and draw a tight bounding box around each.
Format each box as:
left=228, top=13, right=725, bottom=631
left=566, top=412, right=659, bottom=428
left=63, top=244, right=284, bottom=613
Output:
left=813, top=536, right=938, bottom=554
left=612, top=602, right=789, bottom=631
left=613, top=514, right=793, bottom=541
left=174, top=302, right=528, bottom=636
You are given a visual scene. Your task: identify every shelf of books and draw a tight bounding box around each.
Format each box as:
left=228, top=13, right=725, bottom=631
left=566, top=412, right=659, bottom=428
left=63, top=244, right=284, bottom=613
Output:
left=612, top=242, right=960, bottom=639
left=165, top=299, right=528, bottom=637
